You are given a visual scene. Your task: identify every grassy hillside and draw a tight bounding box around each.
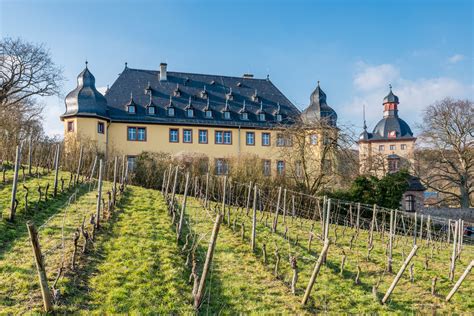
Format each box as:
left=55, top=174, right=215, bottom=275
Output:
left=0, top=182, right=472, bottom=314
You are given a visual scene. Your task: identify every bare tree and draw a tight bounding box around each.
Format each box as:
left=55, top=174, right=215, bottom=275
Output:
left=416, top=98, right=473, bottom=207
left=0, top=38, right=63, bottom=159
left=277, top=118, right=357, bottom=196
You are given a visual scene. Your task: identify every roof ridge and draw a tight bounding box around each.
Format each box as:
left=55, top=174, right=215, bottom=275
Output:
left=125, top=67, right=269, bottom=81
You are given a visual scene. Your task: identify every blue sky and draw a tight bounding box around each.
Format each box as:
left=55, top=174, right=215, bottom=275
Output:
left=1, top=0, right=473, bottom=137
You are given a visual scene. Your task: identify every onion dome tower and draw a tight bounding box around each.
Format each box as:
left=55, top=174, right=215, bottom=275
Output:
left=301, top=82, right=337, bottom=126
left=372, top=85, right=413, bottom=139
left=62, top=62, right=108, bottom=119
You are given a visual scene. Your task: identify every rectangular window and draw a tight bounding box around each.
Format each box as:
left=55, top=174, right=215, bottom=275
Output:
left=263, top=160, right=271, bottom=176
left=223, top=111, right=231, bottom=120
left=276, top=133, right=291, bottom=147
left=183, top=129, right=193, bottom=143
left=277, top=160, right=285, bottom=176
left=215, top=159, right=229, bottom=175
left=246, top=132, right=255, bottom=145
left=137, top=128, right=146, bottom=141
left=259, top=113, right=265, bottom=121
left=215, top=131, right=223, bottom=144
left=186, top=109, right=194, bottom=118
left=127, top=127, right=146, bottom=141
left=262, top=132, right=271, bottom=146
left=169, top=128, right=179, bottom=143
left=390, top=145, right=396, bottom=150
left=388, top=159, right=400, bottom=173
left=127, top=156, right=136, bottom=172
left=223, top=131, right=232, bottom=144
left=168, top=107, right=175, bottom=117
left=310, top=134, right=318, bottom=145
left=216, top=130, right=231, bottom=144
left=127, top=127, right=136, bottom=141
left=198, top=130, right=208, bottom=144
left=148, top=106, right=155, bottom=115
left=127, top=105, right=136, bottom=114
left=97, top=122, right=104, bottom=134
left=379, top=145, right=385, bottom=151
left=401, top=144, right=407, bottom=150
left=205, top=110, right=213, bottom=118
left=67, top=121, right=74, bottom=132
left=296, top=161, right=303, bottom=178
left=241, top=112, right=248, bottom=120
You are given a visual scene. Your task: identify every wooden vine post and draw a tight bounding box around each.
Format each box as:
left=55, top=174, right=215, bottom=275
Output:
left=449, top=219, right=459, bottom=281
left=53, top=144, right=60, bottom=197
left=75, top=145, right=83, bottom=186
left=251, top=184, right=257, bottom=252
left=170, top=166, right=179, bottom=206
left=177, top=172, right=190, bottom=240
left=28, top=136, right=33, bottom=176
left=245, top=181, right=252, bottom=216
left=95, top=159, right=103, bottom=229
left=302, top=239, right=330, bottom=305
left=221, top=175, right=227, bottom=215
left=9, top=145, right=21, bottom=221
left=382, top=245, right=418, bottom=304
left=446, top=260, right=473, bottom=302
left=204, top=172, right=209, bottom=208
left=387, top=209, right=394, bottom=273
left=272, top=186, right=282, bottom=233
left=194, top=213, right=222, bottom=310
left=112, top=156, right=118, bottom=205
left=26, top=221, right=53, bottom=312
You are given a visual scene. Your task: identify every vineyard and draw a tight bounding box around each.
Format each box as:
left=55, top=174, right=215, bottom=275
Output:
left=0, top=147, right=472, bottom=314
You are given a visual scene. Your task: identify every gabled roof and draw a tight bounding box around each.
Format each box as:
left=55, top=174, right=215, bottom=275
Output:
left=104, top=67, right=300, bottom=128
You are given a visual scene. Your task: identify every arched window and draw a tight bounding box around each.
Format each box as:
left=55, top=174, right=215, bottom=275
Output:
left=405, top=194, right=415, bottom=212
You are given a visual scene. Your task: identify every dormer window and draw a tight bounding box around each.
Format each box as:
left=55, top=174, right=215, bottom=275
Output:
left=168, top=107, right=175, bottom=117
left=276, top=114, right=282, bottom=122
left=259, top=113, right=265, bottom=121
left=147, top=106, right=156, bottom=115
left=186, top=109, right=194, bottom=118
left=205, top=110, right=213, bottom=118
left=127, top=104, right=136, bottom=114
left=241, top=112, right=248, bottom=120
left=223, top=111, right=231, bottom=120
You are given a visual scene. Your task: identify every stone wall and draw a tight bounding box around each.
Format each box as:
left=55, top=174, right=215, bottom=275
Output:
left=418, top=207, right=474, bottom=222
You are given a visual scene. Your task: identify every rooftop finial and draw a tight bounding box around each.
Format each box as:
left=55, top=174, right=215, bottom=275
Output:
left=85, top=60, right=88, bottom=69
left=363, top=104, right=367, bottom=130
left=317, top=80, right=320, bottom=86
left=125, top=62, right=128, bottom=69
left=389, top=83, right=392, bottom=91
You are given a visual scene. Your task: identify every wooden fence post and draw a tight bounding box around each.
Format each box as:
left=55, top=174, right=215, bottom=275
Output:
left=282, top=188, right=287, bottom=225
left=449, top=219, right=459, bottom=281
left=9, top=145, right=21, bottom=221
left=26, top=221, right=53, bottom=312
left=382, top=245, right=418, bottom=304
left=95, top=159, right=103, bottom=229
left=53, top=144, right=60, bottom=197
left=112, top=156, right=118, bottom=205
left=194, top=213, right=222, bottom=310
left=413, top=212, right=418, bottom=246
left=446, top=260, right=473, bottom=302
left=301, top=239, right=330, bottom=305
left=75, top=145, right=83, bottom=186
left=356, top=202, right=361, bottom=232
left=369, top=204, right=376, bottom=247
left=272, top=186, right=282, bottom=233
left=221, top=175, right=227, bottom=215
left=28, top=136, right=33, bottom=176
left=245, top=181, right=252, bottom=216
left=89, top=155, right=97, bottom=182
left=177, top=172, right=190, bottom=240
left=251, top=185, right=257, bottom=252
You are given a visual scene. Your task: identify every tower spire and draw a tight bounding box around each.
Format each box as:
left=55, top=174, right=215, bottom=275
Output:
left=363, top=104, right=367, bottom=130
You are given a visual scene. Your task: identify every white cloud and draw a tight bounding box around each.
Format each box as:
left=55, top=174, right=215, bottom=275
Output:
left=447, top=54, right=465, bottom=64
left=353, top=62, right=399, bottom=91
left=340, top=62, right=473, bottom=134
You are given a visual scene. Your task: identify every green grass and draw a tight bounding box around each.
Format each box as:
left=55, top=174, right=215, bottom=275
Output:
left=197, top=196, right=473, bottom=313
left=0, top=178, right=112, bottom=313
left=1, top=183, right=471, bottom=314
left=58, top=185, right=193, bottom=314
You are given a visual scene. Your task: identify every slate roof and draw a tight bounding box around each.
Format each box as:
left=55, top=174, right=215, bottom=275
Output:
left=407, top=175, right=426, bottom=192
left=359, top=88, right=414, bottom=141
left=63, top=65, right=302, bottom=129
left=301, top=83, right=337, bottom=127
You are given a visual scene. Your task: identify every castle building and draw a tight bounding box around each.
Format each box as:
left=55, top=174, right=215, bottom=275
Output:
left=61, top=62, right=337, bottom=176
left=358, top=86, right=425, bottom=211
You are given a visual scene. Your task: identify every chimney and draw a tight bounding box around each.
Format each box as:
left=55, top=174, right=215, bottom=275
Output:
left=243, top=73, right=254, bottom=79
left=160, top=63, right=167, bottom=81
